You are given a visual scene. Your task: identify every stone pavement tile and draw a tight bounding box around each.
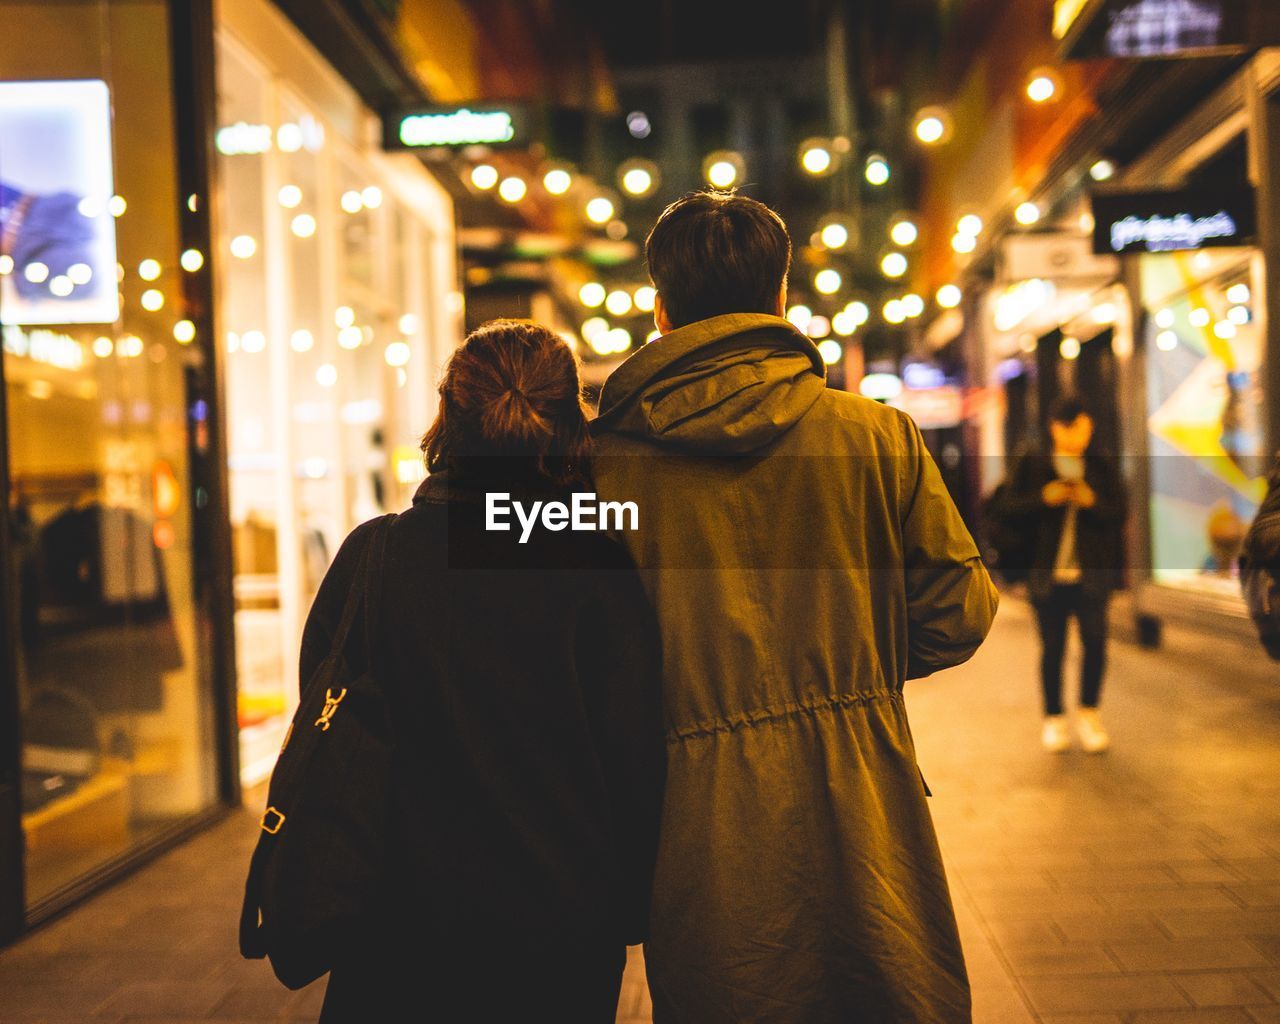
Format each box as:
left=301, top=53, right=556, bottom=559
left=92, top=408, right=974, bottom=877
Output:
left=282, top=984, right=326, bottom=1020
left=1047, top=865, right=1183, bottom=889
left=206, top=972, right=304, bottom=1018
left=0, top=1019, right=126, bottom=1024
left=1225, top=861, right=1280, bottom=883
left=0, top=950, right=102, bottom=985
left=954, top=914, right=1038, bottom=1024
left=956, top=869, right=1057, bottom=895
left=971, top=982, right=1038, bottom=1024
left=1250, top=939, right=1280, bottom=968
left=1038, top=1015, right=1124, bottom=1024
left=617, top=949, right=651, bottom=1024
left=983, top=917, right=1069, bottom=947
left=1169, top=972, right=1276, bottom=1008
left=1168, top=862, right=1250, bottom=885
left=1227, top=885, right=1280, bottom=909
left=1084, top=841, right=1227, bottom=865
left=1199, top=840, right=1280, bottom=860
left=92, top=980, right=231, bottom=1018
left=1128, top=1011, right=1254, bottom=1023
left=0, top=979, right=122, bottom=1018
left=998, top=942, right=1120, bottom=976
left=1094, top=888, right=1241, bottom=912
left=969, top=890, right=1109, bottom=916
left=1156, top=910, right=1280, bottom=940
left=1051, top=911, right=1169, bottom=943
left=1020, top=973, right=1191, bottom=1014
left=1107, top=940, right=1272, bottom=972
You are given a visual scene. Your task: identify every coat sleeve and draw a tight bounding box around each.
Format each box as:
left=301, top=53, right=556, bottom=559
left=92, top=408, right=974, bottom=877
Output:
left=998, top=452, right=1049, bottom=517
left=575, top=545, right=667, bottom=945
left=1080, top=455, right=1128, bottom=528
left=1243, top=454, right=1280, bottom=570
left=298, top=518, right=380, bottom=696
left=898, top=415, right=1000, bottom=680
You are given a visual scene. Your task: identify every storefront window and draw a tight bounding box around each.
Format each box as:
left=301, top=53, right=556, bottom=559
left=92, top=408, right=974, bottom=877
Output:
left=1, top=0, right=219, bottom=906
left=215, top=9, right=456, bottom=784
left=1141, top=248, right=1267, bottom=598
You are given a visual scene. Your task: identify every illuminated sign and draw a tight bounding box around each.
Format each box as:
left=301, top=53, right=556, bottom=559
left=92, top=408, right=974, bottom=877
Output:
left=1058, top=0, right=1280, bottom=59
left=1108, top=0, right=1223, bottom=56
left=1054, top=0, right=1093, bottom=39
left=859, top=373, right=903, bottom=402
left=0, top=80, right=120, bottom=326
left=892, top=386, right=965, bottom=431
left=384, top=105, right=527, bottom=151
left=2, top=324, right=85, bottom=371
left=1092, top=189, right=1256, bottom=255
left=215, top=117, right=325, bottom=156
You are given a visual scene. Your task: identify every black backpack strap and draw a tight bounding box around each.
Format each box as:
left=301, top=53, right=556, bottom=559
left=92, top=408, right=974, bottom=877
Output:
left=361, top=515, right=392, bottom=665
left=327, top=526, right=376, bottom=667
left=240, top=514, right=394, bottom=962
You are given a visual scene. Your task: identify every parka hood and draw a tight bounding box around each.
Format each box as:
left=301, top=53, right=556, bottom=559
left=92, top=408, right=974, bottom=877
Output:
left=593, top=313, right=827, bottom=454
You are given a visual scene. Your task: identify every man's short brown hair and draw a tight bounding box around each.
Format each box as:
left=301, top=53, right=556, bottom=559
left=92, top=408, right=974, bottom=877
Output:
left=645, top=191, right=792, bottom=329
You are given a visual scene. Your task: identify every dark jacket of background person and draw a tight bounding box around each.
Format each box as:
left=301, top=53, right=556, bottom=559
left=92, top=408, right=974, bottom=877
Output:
left=1240, top=453, right=1280, bottom=657
left=300, top=470, right=666, bottom=1022
left=592, top=313, right=999, bottom=1024
left=995, top=451, right=1129, bottom=601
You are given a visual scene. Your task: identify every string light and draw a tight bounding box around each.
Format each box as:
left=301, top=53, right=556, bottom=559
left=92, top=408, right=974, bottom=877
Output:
left=543, top=168, right=573, bottom=195
left=586, top=197, right=615, bottom=224
left=890, top=220, right=918, bottom=247
left=498, top=177, right=527, bottom=203
left=815, top=269, right=842, bottom=295
left=880, top=252, right=908, bottom=279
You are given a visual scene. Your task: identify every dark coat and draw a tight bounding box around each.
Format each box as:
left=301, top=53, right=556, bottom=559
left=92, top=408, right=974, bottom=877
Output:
left=998, top=451, right=1129, bottom=601
left=591, top=313, right=999, bottom=1024
left=302, top=469, right=666, bottom=1022
left=1240, top=453, right=1280, bottom=657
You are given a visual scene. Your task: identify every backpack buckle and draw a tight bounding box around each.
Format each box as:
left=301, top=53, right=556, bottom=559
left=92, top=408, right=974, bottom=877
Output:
left=260, top=806, right=286, bottom=834
left=314, top=687, right=348, bottom=731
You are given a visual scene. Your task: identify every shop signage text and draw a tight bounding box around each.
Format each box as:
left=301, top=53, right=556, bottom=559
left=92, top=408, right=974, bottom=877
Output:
left=2, top=324, right=84, bottom=371
left=215, top=117, right=325, bottom=157
left=1091, top=188, right=1256, bottom=255
left=386, top=105, right=527, bottom=151
left=1058, top=0, right=1280, bottom=60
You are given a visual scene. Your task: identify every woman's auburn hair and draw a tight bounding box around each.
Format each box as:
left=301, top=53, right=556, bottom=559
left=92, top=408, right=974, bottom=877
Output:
left=420, top=319, right=592, bottom=487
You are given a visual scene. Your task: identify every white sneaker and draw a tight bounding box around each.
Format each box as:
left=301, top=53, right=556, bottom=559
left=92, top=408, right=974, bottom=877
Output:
left=1041, top=715, right=1070, bottom=753
left=1077, top=708, right=1110, bottom=753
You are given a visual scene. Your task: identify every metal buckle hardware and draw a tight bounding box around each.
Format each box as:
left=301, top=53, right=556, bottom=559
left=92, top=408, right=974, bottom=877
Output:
left=314, top=687, right=348, bottom=731
left=260, top=806, right=286, bottom=834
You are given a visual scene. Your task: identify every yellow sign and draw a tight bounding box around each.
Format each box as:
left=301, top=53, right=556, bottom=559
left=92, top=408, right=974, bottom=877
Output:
left=1054, top=0, right=1091, bottom=39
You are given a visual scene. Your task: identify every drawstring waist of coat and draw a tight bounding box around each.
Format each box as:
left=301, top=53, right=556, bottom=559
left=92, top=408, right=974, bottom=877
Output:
left=667, top=688, right=903, bottom=744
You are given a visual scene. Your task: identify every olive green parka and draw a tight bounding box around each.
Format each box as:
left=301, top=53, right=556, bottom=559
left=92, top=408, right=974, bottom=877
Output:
left=592, top=313, right=998, bottom=1024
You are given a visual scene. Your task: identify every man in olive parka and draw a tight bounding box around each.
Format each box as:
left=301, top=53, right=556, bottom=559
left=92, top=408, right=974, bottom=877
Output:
left=592, top=192, right=998, bottom=1024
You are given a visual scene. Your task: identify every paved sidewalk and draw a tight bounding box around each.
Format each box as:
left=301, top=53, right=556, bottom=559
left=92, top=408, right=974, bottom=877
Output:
left=0, top=596, right=1277, bottom=1022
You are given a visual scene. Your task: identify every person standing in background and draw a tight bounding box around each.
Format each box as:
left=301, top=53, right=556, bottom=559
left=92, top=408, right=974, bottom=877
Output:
left=997, top=395, right=1128, bottom=753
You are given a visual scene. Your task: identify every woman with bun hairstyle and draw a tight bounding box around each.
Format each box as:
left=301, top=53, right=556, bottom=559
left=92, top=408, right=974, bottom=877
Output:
left=306, top=320, right=666, bottom=1022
